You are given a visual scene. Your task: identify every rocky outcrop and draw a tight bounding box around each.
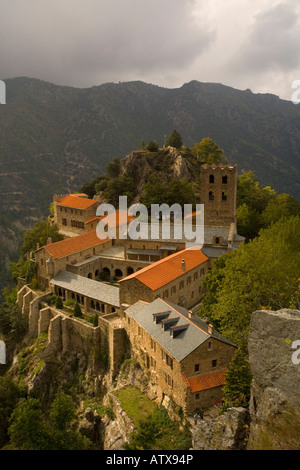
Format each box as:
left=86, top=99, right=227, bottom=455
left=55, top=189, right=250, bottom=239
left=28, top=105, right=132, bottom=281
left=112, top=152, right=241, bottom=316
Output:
left=192, top=407, right=250, bottom=450
left=117, top=147, right=201, bottom=204
left=247, top=308, right=300, bottom=449
left=78, top=407, right=103, bottom=447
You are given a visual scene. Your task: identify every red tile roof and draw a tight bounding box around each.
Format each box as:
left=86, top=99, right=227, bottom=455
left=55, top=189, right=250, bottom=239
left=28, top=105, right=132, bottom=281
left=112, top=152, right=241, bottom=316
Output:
left=56, top=194, right=98, bottom=210
left=42, top=230, right=109, bottom=259
left=182, top=369, right=227, bottom=393
left=85, top=211, right=135, bottom=226
left=119, top=247, right=208, bottom=291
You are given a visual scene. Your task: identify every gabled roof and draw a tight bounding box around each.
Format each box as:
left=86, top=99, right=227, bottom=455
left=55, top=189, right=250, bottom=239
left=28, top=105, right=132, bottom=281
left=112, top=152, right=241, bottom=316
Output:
left=125, top=298, right=213, bottom=362
left=119, top=246, right=208, bottom=291
left=125, top=298, right=236, bottom=362
left=50, top=270, right=119, bottom=307
left=56, top=194, right=98, bottom=210
left=41, top=231, right=109, bottom=259
left=182, top=369, right=227, bottom=393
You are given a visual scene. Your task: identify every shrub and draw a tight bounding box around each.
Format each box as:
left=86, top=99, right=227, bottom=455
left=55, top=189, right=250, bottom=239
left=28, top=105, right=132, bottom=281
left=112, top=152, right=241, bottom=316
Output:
left=55, top=297, right=63, bottom=309
left=73, top=302, right=82, bottom=318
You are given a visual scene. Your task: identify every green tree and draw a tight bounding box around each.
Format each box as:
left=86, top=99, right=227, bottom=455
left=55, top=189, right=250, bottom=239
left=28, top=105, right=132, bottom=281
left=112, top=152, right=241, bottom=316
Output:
left=236, top=203, right=261, bottom=240
left=55, top=296, right=63, bottom=309
left=0, top=376, right=20, bottom=448
left=222, top=348, right=252, bottom=409
left=106, top=157, right=121, bottom=178
left=199, top=216, right=300, bottom=347
left=124, top=415, right=161, bottom=450
left=0, top=303, right=28, bottom=342
left=103, top=175, right=136, bottom=206
left=49, top=392, right=77, bottom=432
left=146, top=140, right=159, bottom=152
left=8, top=394, right=92, bottom=450
left=80, top=175, right=107, bottom=199
left=21, top=220, right=63, bottom=256
left=165, top=129, right=183, bottom=149
left=192, top=137, right=228, bottom=164
left=74, top=302, right=82, bottom=318
left=8, top=398, right=52, bottom=450
left=237, top=170, right=276, bottom=213
left=141, top=174, right=195, bottom=209
left=261, top=193, right=300, bottom=227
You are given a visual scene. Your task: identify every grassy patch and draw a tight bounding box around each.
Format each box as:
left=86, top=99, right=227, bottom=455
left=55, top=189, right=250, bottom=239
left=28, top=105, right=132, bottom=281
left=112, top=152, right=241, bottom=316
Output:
left=115, top=386, right=191, bottom=450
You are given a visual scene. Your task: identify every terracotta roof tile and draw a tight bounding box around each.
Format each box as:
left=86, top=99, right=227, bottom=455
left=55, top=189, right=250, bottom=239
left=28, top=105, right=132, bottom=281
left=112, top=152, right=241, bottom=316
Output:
left=182, top=369, right=227, bottom=393
left=85, top=211, right=135, bottom=226
left=43, top=231, right=109, bottom=259
left=119, top=247, right=208, bottom=291
left=56, top=195, right=98, bottom=210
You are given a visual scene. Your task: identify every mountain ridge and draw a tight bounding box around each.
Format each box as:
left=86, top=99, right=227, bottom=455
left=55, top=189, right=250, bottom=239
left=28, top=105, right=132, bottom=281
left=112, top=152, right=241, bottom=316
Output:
left=0, top=77, right=299, bottom=227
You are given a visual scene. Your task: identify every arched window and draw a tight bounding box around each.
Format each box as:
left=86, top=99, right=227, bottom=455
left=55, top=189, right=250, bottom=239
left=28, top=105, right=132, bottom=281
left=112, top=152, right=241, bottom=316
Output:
left=209, top=174, right=214, bottom=183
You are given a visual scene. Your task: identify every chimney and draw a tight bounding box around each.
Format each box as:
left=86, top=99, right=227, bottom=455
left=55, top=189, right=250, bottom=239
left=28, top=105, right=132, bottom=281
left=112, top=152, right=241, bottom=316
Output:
left=36, top=242, right=40, bottom=250
left=208, top=324, right=213, bottom=335
left=181, top=259, right=186, bottom=272
left=47, top=237, right=52, bottom=245
left=188, top=310, right=193, bottom=319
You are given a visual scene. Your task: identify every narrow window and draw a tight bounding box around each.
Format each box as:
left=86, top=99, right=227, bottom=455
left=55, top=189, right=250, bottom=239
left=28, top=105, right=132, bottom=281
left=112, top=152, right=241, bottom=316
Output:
left=209, top=174, right=214, bottom=183
left=209, top=191, right=214, bottom=201
left=222, top=175, right=227, bottom=184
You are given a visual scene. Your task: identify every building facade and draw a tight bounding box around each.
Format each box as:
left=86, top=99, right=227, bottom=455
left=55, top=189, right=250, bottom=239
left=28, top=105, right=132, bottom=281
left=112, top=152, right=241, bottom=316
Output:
left=124, top=298, right=236, bottom=415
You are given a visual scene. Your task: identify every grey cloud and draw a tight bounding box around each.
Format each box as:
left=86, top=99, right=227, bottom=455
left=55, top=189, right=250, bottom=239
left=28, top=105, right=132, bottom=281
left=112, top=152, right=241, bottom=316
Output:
left=231, top=2, right=300, bottom=76
left=0, top=0, right=215, bottom=87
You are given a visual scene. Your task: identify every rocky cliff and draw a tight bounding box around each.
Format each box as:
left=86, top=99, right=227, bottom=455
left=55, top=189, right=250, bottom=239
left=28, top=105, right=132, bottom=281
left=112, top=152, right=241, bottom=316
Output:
left=192, top=308, right=300, bottom=450
left=247, top=308, right=300, bottom=449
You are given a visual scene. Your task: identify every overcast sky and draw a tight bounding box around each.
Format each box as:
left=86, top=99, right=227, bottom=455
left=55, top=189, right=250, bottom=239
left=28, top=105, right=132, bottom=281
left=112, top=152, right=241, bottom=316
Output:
left=1, top=0, right=300, bottom=100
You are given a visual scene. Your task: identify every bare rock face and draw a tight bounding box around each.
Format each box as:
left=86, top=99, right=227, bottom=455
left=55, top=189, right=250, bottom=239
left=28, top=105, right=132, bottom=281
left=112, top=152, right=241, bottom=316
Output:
left=192, top=407, right=250, bottom=450
left=247, top=309, right=300, bottom=449
left=78, top=407, right=103, bottom=447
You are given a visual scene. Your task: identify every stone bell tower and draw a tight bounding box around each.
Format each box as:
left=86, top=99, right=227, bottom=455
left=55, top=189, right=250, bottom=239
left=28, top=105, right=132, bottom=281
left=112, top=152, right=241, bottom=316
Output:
left=199, top=163, right=237, bottom=228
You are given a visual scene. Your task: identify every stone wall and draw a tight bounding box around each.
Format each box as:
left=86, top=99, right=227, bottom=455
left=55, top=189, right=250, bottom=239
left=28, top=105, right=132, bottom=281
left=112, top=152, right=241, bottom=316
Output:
left=17, top=286, right=127, bottom=377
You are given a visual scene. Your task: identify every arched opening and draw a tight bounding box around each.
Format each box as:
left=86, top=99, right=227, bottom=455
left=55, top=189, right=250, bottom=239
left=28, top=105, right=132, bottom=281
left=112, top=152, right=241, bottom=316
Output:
left=126, top=266, right=134, bottom=276
left=95, top=269, right=100, bottom=280
left=87, top=272, right=93, bottom=279
left=101, top=267, right=110, bottom=281
left=114, top=268, right=123, bottom=279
